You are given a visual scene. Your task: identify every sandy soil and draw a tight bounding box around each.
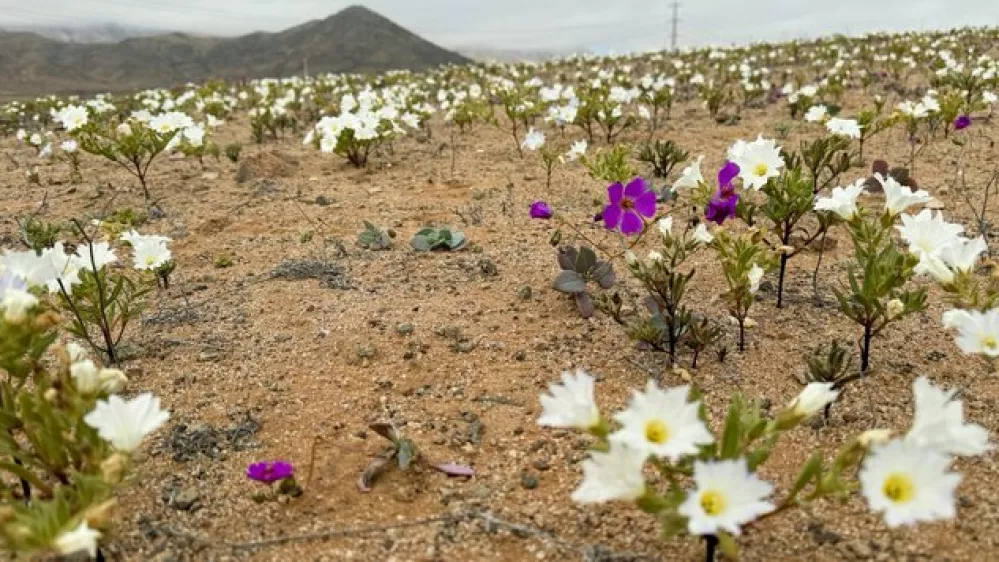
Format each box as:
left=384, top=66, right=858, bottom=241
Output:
left=2, top=92, right=998, bottom=562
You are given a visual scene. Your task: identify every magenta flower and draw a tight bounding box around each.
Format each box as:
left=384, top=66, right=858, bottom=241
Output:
left=718, top=161, right=740, bottom=187
left=247, top=461, right=294, bottom=483
left=530, top=201, right=553, bottom=219
left=603, top=177, right=657, bottom=236
left=954, top=115, right=971, bottom=130
left=705, top=185, right=739, bottom=225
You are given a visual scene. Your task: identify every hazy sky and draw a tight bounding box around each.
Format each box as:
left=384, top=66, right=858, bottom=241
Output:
left=0, top=0, right=995, bottom=52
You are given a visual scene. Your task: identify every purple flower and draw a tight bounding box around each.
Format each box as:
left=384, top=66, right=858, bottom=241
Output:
left=954, top=115, right=971, bottom=130
left=603, top=177, right=657, bottom=236
left=529, top=201, right=553, bottom=219
left=705, top=185, right=739, bottom=225
left=247, top=461, right=294, bottom=483
left=717, top=161, right=740, bottom=188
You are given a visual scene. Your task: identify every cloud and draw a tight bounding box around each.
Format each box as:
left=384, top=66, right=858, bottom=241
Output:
left=0, top=0, right=990, bottom=52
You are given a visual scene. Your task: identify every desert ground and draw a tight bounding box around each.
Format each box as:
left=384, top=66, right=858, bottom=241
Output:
left=3, top=77, right=998, bottom=562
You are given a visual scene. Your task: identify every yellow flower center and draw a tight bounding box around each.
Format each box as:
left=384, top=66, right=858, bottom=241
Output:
left=700, top=490, right=727, bottom=516
left=644, top=420, right=670, bottom=444
left=981, top=335, right=998, bottom=350
left=145, top=256, right=157, bottom=266
left=754, top=163, right=768, bottom=177
left=882, top=473, right=915, bottom=504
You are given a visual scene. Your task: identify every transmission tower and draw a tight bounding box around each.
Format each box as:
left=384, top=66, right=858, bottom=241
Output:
left=669, top=2, right=680, bottom=51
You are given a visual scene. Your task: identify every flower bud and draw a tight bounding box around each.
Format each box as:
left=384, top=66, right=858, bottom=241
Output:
left=790, top=382, right=840, bottom=418
left=70, top=360, right=101, bottom=394
left=886, top=299, right=904, bottom=320
left=83, top=499, right=117, bottom=528
left=66, top=342, right=89, bottom=363
left=44, top=388, right=59, bottom=403
left=34, top=311, right=61, bottom=330
left=101, top=454, right=128, bottom=485
left=116, top=123, right=133, bottom=136
left=1, top=289, right=38, bottom=324
left=625, top=250, right=639, bottom=267
left=98, top=368, right=128, bottom=394
left=645, top=251, right=663, bottom=266
left=744, top=318, right=758, bottom=328
left=858, top=429, right=892, bottom=448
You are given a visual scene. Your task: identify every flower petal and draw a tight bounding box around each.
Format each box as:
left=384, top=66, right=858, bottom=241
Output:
left=607, top=182, right=624, bottom=204
left=633, top=190, right=657, bottom=217
left=603, top=204, right=623, bottom=230
left=620, top=211, right=644, bottom=235
left=623, top=177, right=647, bottom=199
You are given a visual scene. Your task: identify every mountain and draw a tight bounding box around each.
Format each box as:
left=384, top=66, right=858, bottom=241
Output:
left=1, top=23, right=166, bottom=44
left=0, top=6, right=469, bottom=97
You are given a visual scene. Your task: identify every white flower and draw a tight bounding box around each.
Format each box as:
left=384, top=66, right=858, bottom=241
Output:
left=55, top=105, right=89, bottom=132
left=941, top=308, right=999, bottom=357
left=53, top=521, right=101, bottom=558
left=678, top=458, right=775, bottom=536
left=859, top=438, right=960, bottom=528
left=747, top=264, right=764, bottom=294
left=658, top=217, right=673, bottom=238
left=571, top=440, right=647, bottom=504
left=1, top=288, right=38, bottom=323
left=693, top=223, right=714, bottom=244
left=804, top=104, right=828, bottom=122
left=896, top=210, right=965, bottom=257
left=729, top=136, right=784, bottom=190
left=881, top=174, right=931, bottom=216
left=938, top=236, right=987, bottom=273
left=610, top=381, right=713, bottom=462
left=521, top=128, right=545, bottom=151
left=120, top=232, right=172, bottom=271
left=40, top=242, right=85, bottom=294
left=565, top=140, right=588, bottom=162
left=907, top=376, right=990, bottom=456
left=74, top=242, right=117, bottom=270
left=814, top=180, right=866, bottom=220
left=913, top=253, right=954, bottom=285
left=790, top=382, right=840, bottom=417
left=825, top=117, right=862, bottom=139
left=71, top=360, right=102, bottom=394
left=84, top=393, right=170, bottom=452
left=537, top=369, right=599, bottom=430
left=61, top=139, right=78, bottom=153
left=673, top=156, right=704, bottom=190
left=401, top=112, right=420, bottom=129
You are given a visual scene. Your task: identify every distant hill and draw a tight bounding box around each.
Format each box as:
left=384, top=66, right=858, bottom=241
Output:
left=2, top=23, right=166, bottom=44
left=459, top=47, right=586, bottom=63
left=0, top=6, right=470, bottom=97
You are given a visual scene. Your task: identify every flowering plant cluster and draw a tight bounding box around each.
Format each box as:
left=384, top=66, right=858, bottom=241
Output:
left=2, top=225, right=173, bottom=365
left=0, top=270, right=169, bottom=559
left=539, top=370, right=990, bottom=559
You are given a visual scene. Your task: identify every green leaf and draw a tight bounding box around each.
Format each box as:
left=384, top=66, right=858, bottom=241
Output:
left=576, top=246, right=597, bottom=273
left=717, top=532, right=740, bottom=560
left=719, top=399, right=743, bottom=459
left=396, top=438, right=419, bottom=470
left=553, top=271, right=587, bottom=294
left=787, top=451, right=823, bottom=501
